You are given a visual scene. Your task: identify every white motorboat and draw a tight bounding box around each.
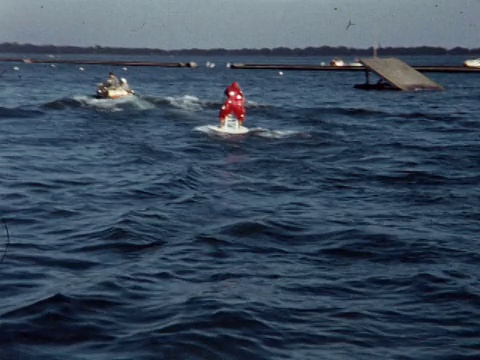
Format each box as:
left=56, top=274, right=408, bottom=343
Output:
left=348, top=60, right=364, bottom=67
left=463, top=58, right=480, bottom=68
left=96, top=85, right=134, bottom=99
left=329, top=58, right=346, bottom=66
left=96, top=78, right=135, bottom=99
left=329, top=58, right=363, bottom=67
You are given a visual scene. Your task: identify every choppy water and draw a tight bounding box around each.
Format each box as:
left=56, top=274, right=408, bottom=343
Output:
left=0, top=54, right=479, bottom=360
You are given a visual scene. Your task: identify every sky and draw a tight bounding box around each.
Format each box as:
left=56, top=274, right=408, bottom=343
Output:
left=1, top=0, right=479, bottom=50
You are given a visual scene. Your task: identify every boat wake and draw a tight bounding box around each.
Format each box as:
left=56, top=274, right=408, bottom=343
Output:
left=44, top=95, right=156, bottom=112
left=40, top=93, right=276, bottom=117
left=165, top=94, right=204, bottom=111
left=254, top=128, right=308, bottom=139
left=194, top=125, right=307, bottom=138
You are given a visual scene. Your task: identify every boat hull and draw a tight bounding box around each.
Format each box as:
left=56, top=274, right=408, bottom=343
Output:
left=96, top=86, right=133, bottom=99
left=464, top=59, right=480, bottom=68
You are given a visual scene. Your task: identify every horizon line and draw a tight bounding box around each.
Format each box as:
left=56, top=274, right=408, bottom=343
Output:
left=1, top=42, right=480, bottom=52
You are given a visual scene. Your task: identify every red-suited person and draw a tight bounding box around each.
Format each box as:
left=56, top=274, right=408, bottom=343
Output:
left=218, top=82, right=246, bottom=127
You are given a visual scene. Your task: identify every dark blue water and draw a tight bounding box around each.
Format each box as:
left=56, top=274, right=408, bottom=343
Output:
left=0, top=54, right=479, bottom=360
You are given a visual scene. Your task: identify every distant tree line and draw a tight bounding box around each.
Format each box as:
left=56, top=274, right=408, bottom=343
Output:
left=0, top=42, right=479, bottom=56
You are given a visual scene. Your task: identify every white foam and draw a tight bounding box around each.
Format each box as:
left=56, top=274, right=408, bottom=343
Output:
left=253, top=128, right=305, bottom=139
left=194, top=125, right=248, bottom=136
left=73, top=95, right=124, bottom=112
left=194, top=124, right=307, bottom=139
left=166, top=95, right=202, bottom=110
left=194, top=125, right=212, bottom=133
left=129, top=96, right=156, bottom=110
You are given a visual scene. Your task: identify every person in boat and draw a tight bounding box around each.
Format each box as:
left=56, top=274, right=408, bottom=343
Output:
left=119, top=78, right=133, bottom=93
left=103, top=72, right=119, bottom=89
left=218, top=82, right=246, bottom=127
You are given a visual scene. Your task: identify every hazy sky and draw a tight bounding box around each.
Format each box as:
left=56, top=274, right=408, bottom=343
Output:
left=1, top=0, right=479, bottom=50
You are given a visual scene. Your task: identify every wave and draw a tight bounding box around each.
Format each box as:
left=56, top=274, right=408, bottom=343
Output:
left=194, top=124, right=310, bottom=139
left=12, top=93, right=279, bottom=126
left=164, top=94, right=204, bottom=111
left=0, top=292, right=119, bottom=344
left=321, top=106, right=389, bottom=118
left=0, top=106, right=45, bottom=118
left=45, top=95, right=156, bottom=112
left=42, top=93, right=217, bottom=114
left=1, top=55, right=479, bottom=360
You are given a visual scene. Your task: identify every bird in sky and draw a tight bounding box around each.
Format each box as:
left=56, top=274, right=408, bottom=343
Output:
left=346, top=20, right=356, bottom=30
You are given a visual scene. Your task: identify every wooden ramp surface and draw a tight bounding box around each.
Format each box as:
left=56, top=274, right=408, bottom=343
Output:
left=360, top=57, right=444, bottom=91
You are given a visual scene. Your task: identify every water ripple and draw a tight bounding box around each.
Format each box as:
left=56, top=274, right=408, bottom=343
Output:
left=0, top=55, right=479, bottom=360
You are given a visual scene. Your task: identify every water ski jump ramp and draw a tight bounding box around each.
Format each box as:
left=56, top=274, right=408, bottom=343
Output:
left=357, top=57, right=444, bottom=91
